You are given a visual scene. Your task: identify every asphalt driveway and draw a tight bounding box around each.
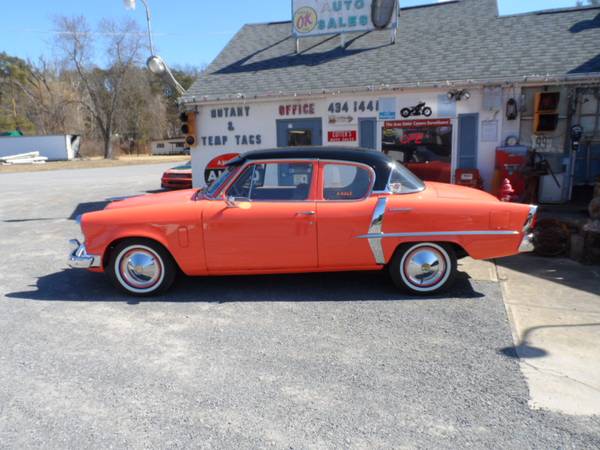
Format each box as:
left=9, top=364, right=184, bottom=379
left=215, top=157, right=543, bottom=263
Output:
left=1, top=165, right=599, bottom=448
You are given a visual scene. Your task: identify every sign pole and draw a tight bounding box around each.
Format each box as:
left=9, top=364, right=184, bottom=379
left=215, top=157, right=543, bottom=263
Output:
left=391, top=0, right=399, bottom=44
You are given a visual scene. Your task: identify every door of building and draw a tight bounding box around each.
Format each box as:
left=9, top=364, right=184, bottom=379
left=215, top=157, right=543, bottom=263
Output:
left=574, top=88, right=600, bottom=185
left=276, top=118, right=322, bottom=147
left=358, top=117, right=377, bottom=149
left=457, top=113, right=479, bottom=169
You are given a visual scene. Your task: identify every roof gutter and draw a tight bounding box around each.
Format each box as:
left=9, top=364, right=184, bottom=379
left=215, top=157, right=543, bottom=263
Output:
left=180, top=72, right=600, bottom=108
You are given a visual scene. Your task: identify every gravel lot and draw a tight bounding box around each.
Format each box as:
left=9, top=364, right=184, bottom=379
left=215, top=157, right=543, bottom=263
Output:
left=1, top=165, right=599, bottom=448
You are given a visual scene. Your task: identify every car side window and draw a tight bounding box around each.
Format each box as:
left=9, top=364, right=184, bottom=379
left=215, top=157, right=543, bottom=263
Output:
left=226, top=165, right=253, bottom=198
left=227, top=162, right=313, bottom=201
left=323, top=164, right=372, bottom=200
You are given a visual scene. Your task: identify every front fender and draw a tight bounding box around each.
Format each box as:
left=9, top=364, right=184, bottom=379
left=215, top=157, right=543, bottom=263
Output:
left=81, top=202, right=205, bottom=275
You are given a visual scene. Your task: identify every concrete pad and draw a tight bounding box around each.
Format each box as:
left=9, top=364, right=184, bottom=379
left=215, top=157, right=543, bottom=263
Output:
left=458, top=257, right=498, bottom=282
left=496, top=255, right=600, bottom=416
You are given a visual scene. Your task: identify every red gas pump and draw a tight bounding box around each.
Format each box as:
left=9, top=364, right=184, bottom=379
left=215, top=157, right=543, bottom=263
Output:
left=494, top=146, right=528, bottom=199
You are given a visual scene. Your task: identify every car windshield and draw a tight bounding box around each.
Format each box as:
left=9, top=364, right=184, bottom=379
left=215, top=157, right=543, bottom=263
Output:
left=388, top=162, right=425, bottom=194
left=204, top=166, right=237, bottom=198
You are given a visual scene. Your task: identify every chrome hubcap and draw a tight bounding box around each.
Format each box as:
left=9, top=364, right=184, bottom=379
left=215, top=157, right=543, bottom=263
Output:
left=119, top=248, right=162, bottom=289
left=403, top=246, right=447, bottom=288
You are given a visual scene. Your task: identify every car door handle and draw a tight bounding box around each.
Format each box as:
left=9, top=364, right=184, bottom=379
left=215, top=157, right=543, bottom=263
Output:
left=388, top=208, right=413, bottom=213
left=296, top=211, right=316, bottom=216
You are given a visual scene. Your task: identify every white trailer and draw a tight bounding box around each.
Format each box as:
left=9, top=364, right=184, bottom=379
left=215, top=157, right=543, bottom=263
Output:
left=151, top=138, right=188, bottom=155
left=0, top=135, right=80, bottom=161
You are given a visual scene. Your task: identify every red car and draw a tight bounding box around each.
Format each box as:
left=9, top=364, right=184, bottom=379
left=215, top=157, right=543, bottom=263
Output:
left=161, top=161, right=192, bottom=189
left=400, top=131, right=425, bottom=145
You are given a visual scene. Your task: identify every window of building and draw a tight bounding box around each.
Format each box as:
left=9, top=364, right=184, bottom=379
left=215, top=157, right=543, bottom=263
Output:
left=322, top=164, right=372, bottom=200
left=288, top=129, right=312, bottom=146
left=156, top=143, right=165, bottom=148
left=382, top=122, right=453, bottom=183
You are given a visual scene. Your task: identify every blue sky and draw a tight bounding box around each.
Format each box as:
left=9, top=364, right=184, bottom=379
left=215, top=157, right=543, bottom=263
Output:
left=0, top=0, right=579, bottom=68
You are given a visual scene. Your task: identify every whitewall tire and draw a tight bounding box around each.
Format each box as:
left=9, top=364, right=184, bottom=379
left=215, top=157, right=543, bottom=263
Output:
left=107, top=239, right=176, bottom=296
left=389, top=242, right=457, bottom=295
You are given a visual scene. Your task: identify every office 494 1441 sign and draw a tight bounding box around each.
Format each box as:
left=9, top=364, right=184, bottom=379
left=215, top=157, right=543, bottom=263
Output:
left=292, top=0, right=398, bottom=37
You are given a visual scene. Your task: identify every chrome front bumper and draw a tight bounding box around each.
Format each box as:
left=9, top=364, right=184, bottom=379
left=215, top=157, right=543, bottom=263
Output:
left=518, top=205, right=538, bottom=253
left=68, top=239, right=101, bottom=269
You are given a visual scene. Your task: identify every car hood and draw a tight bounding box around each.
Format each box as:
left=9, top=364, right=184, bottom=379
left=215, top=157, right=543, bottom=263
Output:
left=105, top=189, right=197, bottom=210
left=425, top=181, right=499, bottom=202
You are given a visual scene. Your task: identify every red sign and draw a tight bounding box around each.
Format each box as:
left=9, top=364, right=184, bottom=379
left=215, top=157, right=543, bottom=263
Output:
left=279, top=103, right=315, bottom=116
left=328, top=130, right=357, bottom=142
left=384, top=119, right=452, bottom=128
left=204, top=153, right=240, bottom=184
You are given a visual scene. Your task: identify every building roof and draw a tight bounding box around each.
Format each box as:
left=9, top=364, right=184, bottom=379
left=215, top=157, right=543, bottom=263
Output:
left=228, top=146, right=394, bottom=190
left=183, top=0, right=600, bottom=103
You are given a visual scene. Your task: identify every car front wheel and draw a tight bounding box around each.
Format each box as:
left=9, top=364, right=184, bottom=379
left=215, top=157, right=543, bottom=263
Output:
left=107, top=239, right=176, bottom=296
left=389, top=242, right=457, bottom=295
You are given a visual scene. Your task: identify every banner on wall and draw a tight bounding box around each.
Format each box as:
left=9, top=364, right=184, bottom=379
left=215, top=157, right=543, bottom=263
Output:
left=384, top=119, right=451, bottom=128
left=292, top=0, right=399, bottom=37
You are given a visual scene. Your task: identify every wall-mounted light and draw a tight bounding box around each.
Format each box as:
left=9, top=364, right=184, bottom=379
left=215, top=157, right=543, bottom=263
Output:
left=447, top=89, right=471, bottom=101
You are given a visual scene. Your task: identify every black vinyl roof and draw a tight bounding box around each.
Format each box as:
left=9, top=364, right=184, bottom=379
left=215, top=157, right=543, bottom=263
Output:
left=227, top=146, right=393, bottom=191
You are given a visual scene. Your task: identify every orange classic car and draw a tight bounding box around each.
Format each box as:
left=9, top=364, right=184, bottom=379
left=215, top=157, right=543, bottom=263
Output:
left=69, top=147, right=537, bottom=296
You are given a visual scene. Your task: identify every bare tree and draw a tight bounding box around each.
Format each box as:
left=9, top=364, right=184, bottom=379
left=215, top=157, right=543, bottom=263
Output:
left=54, top=16, right=145, bottom=158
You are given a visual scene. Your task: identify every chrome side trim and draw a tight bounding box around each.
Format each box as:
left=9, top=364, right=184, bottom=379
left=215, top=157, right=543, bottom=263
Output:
left=68, top=239, right=102, bottom=269
left=357, top=230, right=520, bottom=239
left=367, top=197, right=388, bottom=264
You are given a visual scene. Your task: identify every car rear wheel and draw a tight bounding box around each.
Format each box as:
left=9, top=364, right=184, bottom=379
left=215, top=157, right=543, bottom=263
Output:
left=107, top=239, right=176, bottom=296
left=389, top=242, right=456, bottom=295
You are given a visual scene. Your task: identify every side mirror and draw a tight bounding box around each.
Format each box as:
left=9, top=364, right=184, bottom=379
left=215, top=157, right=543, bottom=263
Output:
left=389, top=182, right=403, bottom=194
left=225, top=195, right=239, bottom=208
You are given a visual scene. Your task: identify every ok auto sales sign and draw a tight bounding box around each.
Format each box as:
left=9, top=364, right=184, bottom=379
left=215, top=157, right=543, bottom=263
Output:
left=292, top=0, right=398, bottom=37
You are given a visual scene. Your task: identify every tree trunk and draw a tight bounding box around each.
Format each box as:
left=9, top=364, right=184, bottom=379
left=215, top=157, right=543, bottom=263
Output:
left=103, top=132, right=113, bottom=159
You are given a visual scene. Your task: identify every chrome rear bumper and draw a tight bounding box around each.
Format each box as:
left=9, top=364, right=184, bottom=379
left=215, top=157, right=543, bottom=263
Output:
left=68, top=239, right=101, bottom=269
left=518, top=205, right=538, bottom=253
left=518, top=233, right=535, bottom=253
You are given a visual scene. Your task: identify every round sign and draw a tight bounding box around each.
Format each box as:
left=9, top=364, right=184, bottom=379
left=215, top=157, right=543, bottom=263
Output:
left=204, top=153, right=240, bottom=184
left=294, top=7, right=318, bottom=34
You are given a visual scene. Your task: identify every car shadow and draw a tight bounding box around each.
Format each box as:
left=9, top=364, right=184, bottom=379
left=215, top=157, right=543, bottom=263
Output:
left=69, top=201, right=111, bottom=220
left=6, top=269, right=484, bottom=305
